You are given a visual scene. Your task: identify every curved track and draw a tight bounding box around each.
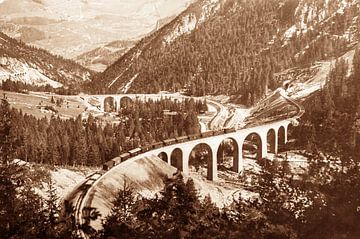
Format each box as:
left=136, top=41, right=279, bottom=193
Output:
left=63, top=172, right=102, bottom=238
left=70, top=90, right=304, bottom=238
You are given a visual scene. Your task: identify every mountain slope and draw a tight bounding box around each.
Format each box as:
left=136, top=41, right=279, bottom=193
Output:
left=0, top=0, right=194, bottom=59
left=75, top=14, right=182, bottom=72
left=75, top=40, right=136, bottom=72
left=0, top=31, right=93, bottom=87
left=92, top=0, right=360, bottom=106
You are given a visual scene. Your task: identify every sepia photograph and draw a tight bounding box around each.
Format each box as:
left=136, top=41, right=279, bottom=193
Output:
left=0, top=0, right=360, bottom=238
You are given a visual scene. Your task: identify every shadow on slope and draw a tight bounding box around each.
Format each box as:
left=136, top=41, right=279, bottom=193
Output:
left=85, top=155, right=176, bottom=230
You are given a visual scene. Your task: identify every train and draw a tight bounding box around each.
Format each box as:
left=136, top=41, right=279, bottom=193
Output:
left=102, top=127, right=237, bottom=171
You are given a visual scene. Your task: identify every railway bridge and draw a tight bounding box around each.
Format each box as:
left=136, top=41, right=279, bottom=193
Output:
left=81, top=93, right=188, bottom=112
left=140, top=119, right=294, bottom=180
left=73, top=90, right=304, bottom=234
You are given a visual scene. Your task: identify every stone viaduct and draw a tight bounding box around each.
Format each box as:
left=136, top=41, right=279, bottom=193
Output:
left=81, top=91, right=302, bottom=181
left=74, top=91, right=303, bottom=234
left=81, top=93, right=188, bottom=112
left=140, top=118, right=294, bottom=180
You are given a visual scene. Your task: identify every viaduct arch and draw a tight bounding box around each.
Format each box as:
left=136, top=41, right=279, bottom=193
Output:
left=141, top=120, right=293, bottom=181
left=82, top=94, right=185, bottom=112
left=74, top=88, right=304, bottom=234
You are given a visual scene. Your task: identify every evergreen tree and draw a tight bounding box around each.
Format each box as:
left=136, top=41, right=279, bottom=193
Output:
left=0, top=99, right=18, bottom=163
left=101, top=181, right=137, bottom=238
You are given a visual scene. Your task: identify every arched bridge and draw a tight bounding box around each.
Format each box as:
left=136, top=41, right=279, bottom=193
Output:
left=79, top=89, right=304, bottom=182
left=97, top=88, right=303, bottom=181
left=72, top=90, right=304, bottom=235
left=81, top=93, right=190, bottom=112
left=124, top=119, right=294, bottom=181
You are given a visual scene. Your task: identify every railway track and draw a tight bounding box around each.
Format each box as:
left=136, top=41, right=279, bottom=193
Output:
left=63, top=171, right=103, bottom=238
left=71, top=91, right=305, bottom=238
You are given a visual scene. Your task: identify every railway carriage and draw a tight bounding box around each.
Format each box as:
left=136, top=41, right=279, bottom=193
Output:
left=163, top=138, right=177, bottom=146
left=120, top=152, right=131, bottom=162
left=128, top=148, right=142, bottom=157
left=102, top=160, right=115, bottom=170
left=175, top=136, right=189, bottom=143
left=224, top=127, right=236, bottom=134
left=201, top=131, right=214, bottom=138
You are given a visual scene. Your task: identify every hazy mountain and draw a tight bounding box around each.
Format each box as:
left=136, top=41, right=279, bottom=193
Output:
left=0, top=0, right=194, bottom=59
left=76, top=40, right=136, bottom=72
left=0, top=31, right=93, bottom=87
left=76, top=14, right=179, bottom=72
left=90, top=0, right=360, bottom=105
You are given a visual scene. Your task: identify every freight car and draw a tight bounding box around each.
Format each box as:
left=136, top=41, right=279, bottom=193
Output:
left=102, top=160, right=115, bottom=170
left=176, top=136, right=189, bottom=143
left=151, top=142, right=164, bottom=149
left=213, top=129, right=224, bottom=136
left=201, top=131, right=214, bottom=138
left=113, top=157, right=122, bottom=165
left=163, top=138, right=176, bottom=146
left=120, top=152, right=131, bottom=162
left=188, top=134, right=201, bottom=140
left=141, top=144, right=152, bottom=152
left=224, top=127, right=236, bottom=134
left=128, top=148, right=142, bottom=157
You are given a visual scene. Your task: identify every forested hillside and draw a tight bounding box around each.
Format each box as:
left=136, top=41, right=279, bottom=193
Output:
left=291, top=46, right=360, bottom=159
left=0, top=31, right=94, bottom=86
left=91, top=0, right=360, bottom=106
left=91, top=44, right=360, bottom=239
left=0, top=98, right=204, bottom=166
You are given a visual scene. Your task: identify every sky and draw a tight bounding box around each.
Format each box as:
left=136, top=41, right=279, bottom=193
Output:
left=84, top=0, right=193, bottom=19
left=0, top=0, right=194, bottom=20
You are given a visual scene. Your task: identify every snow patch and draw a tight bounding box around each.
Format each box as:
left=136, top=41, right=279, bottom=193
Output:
left=290, top=47, right=356, bottom=99
left=286, top=0, right=358, bottom=41
left=164, top=13, right=197, bottom=44
left=198, top=0, right=222, bottom=24
left=284, top=25, right=297, bottom=39
left=120, top=73, right=138, bottom=93
left=0, top=57, right=63, bottom=88
left=107, top=50, right=141, bottom=89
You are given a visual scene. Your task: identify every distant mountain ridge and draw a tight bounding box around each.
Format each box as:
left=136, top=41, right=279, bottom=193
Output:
left=76, top=40, right=136, bottom=72
left=0, top=31, right=94, bottom=87
left=76, top=14, right=181, bottom=72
